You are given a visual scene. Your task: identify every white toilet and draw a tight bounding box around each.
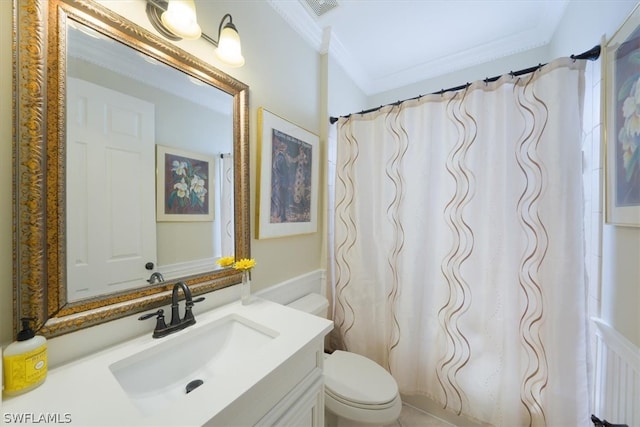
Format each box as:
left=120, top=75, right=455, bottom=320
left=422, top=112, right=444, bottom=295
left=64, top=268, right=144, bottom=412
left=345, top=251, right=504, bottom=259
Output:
left=287, top=293, right=402, bottom=427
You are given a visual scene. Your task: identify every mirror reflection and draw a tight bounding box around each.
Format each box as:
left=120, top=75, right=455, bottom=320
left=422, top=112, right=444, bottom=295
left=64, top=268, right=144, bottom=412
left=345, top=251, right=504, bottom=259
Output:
left=66, top=21, right=235, bottom=302
left=14, top=0, right=250, bottom=338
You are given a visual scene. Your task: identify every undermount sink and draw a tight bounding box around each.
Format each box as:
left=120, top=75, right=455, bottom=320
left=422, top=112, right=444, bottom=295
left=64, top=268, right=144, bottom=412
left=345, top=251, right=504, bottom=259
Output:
left=109, top=313, right=278, bottom=415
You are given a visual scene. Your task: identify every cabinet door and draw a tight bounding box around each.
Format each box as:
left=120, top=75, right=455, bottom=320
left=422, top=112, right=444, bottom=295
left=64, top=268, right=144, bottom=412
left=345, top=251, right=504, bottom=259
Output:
left=256, top=372, right=324, bottom=427
left=278, top=378, right=324, bottom=426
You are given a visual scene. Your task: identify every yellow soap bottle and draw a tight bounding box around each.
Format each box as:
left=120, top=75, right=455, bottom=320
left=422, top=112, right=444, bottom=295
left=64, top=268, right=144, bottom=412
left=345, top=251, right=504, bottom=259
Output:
left=2, top=318, right=48, bottom=396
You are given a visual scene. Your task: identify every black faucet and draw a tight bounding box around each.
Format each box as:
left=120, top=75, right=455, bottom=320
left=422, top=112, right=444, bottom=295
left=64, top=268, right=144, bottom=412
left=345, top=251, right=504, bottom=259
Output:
left=170, top=282, right=193, bottom=326
left=138, top=282, right=205, bottom=338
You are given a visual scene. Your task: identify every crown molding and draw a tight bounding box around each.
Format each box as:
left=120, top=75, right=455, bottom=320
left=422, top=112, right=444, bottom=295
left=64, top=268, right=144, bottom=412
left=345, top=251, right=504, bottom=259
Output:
left=266, top=0, right=374, bottom=94
left=266, top=0, right=569, bottom=96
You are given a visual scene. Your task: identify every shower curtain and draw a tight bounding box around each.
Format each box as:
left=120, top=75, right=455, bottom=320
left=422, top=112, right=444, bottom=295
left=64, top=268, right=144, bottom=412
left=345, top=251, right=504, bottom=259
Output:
left=330, top=57, right=589, bottom=426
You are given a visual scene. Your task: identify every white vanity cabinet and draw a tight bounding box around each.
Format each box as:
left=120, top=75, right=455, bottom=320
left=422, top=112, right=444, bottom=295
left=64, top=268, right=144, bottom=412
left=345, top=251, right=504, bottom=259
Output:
left=1, top=299, right=333, bottom=427
left=207, top=338, right=326, bottom=426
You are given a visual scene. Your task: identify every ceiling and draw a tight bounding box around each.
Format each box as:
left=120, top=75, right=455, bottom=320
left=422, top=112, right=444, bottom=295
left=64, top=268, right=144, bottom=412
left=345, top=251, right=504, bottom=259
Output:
left=267, top=0, right=570, bottom=96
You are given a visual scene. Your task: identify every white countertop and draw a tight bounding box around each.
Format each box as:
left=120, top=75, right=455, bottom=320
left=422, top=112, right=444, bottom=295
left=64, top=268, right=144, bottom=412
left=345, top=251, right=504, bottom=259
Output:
left=2, top=298, right=333, bottom=426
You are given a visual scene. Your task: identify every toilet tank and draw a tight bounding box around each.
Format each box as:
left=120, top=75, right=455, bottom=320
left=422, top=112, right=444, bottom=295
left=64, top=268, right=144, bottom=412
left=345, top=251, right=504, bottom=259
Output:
left=286, top=293, right=328, bottom=318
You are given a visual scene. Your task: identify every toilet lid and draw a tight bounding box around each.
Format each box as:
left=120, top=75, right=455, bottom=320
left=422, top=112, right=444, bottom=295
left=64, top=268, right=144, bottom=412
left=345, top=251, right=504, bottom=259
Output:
left=324, top=351, right=398, bottom=406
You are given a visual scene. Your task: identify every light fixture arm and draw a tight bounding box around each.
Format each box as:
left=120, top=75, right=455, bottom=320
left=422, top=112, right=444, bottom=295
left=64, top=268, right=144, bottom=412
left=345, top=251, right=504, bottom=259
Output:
left=201, top=14, right=236, bottom=47
left=145, top=1, right=244, bottom=67
left=146, top=0, right=219, bottom=44
left=200, top=32, right=218, bottom=47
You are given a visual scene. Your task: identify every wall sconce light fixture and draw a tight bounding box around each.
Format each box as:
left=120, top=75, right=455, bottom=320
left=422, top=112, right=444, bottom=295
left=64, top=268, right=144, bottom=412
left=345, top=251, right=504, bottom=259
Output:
left=146, top=0, right=201, bottom=40
left=146, top=0, right=245, bottom=67
left=202, top=14, right=245, bottom=68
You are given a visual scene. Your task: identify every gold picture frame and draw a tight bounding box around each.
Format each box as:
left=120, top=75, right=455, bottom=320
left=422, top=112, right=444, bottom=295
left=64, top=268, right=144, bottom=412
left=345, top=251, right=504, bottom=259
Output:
left=256, top=108, right=319, bottom=238
left=604, top=4, right=640, bottom=226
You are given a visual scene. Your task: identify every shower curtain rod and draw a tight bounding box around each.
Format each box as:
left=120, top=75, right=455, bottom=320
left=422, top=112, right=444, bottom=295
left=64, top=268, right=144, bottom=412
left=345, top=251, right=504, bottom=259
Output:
left=329, top=44, right=601, bottom=124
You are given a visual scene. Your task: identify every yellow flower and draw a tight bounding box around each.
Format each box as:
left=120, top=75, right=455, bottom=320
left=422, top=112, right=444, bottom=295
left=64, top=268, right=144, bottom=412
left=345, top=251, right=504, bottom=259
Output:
left=216, top=256, right=235, bottom=267
left=234, top=258, right=256, bottom=271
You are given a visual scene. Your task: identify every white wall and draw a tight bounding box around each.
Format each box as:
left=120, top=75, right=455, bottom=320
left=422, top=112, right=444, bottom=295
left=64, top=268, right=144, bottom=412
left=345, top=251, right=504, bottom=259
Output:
left=549, top=1, right=637, bottom=58
left=552, top=0, right=640, bottom=348
left=550, top=3, right=640, bottom=349
left=368, top=2, right=638, bottom=113
left=326, top=55, right=368, bottom=119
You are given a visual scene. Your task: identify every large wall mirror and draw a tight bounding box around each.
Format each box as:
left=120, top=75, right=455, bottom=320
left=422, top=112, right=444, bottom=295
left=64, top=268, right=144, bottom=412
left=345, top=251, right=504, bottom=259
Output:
left=13, top=0, right=250, bottom=337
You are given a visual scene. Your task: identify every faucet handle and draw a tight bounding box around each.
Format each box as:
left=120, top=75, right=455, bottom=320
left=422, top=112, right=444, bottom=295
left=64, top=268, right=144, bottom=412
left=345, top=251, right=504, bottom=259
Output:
left=187, top=296, right=206, bottom=307
left=139, top=309, right=164, bottom=321
left=183, top=297, right=205, bottom=325
left=139, top=309, right=168, bottom=338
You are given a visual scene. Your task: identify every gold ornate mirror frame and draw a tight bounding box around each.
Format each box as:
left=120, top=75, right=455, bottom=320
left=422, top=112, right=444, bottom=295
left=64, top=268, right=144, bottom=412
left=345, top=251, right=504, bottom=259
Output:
left=13, top=0, right=250, bottom=337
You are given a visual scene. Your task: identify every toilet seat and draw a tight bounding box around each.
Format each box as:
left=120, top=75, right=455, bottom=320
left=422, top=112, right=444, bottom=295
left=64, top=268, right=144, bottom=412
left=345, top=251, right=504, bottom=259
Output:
left=324, top=350, right=398, bottom=406
left=324, top=351, right=401, bottom=423
left=325, top=387, right=398, bottom=410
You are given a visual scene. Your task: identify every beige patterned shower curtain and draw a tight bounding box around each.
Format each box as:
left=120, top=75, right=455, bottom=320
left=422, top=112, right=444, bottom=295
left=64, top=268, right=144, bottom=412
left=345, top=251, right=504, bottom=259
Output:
left=330, top=57, right=589, bottom=426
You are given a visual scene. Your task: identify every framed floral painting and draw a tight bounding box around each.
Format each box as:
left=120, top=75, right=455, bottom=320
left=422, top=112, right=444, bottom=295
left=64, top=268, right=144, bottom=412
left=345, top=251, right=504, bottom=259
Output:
left=156, top=145, right=215, bottom=222
left=256, top=108, right=319, bottom=238
left=604, top=4, right=640, bottom=226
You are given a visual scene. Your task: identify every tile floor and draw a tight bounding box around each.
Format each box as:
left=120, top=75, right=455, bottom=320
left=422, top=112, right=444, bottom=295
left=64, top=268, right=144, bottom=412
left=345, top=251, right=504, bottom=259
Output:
left=385, top=404, right=456, bottom=427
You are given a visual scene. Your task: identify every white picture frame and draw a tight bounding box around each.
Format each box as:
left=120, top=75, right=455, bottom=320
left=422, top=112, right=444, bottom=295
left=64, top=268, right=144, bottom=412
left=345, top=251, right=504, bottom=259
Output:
left=256, top=108, right=319, bottom=238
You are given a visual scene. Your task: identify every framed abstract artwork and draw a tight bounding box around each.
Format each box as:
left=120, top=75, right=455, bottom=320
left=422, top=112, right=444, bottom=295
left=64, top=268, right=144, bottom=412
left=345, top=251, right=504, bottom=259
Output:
left=604, top=4, right=640, bottom=226
left=256, top=108, right=319, bottom=238
left=156, top=145, right=215, bottom=222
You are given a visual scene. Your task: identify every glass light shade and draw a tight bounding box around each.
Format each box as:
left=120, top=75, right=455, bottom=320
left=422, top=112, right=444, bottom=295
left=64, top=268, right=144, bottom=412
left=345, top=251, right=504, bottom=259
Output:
left=161, top=0, right=202, bottom=40
left=215, top=26, right=245, bottom=67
